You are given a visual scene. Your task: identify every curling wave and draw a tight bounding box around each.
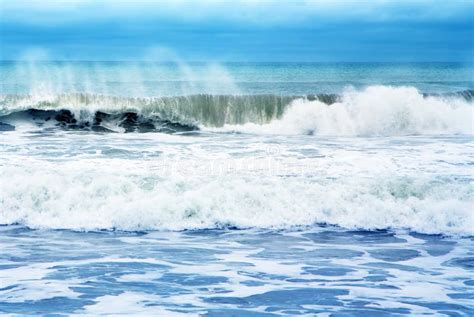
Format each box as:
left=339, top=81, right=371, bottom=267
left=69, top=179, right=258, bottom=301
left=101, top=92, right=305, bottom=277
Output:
left=0, top=94, right=319, bottom=132
left=0, top=86, right=472, bottom=135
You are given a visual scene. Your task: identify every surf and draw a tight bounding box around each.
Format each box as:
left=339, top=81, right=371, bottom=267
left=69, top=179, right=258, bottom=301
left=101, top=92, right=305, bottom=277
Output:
left=0, top=86, right=472, bottom=135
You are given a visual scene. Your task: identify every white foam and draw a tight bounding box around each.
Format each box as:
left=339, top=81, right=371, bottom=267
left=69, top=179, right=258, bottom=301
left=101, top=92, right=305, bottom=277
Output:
left=1, top=110, right=473, bottom=235
left=1, top=157, right=472, bottom=235
left=83, top=292, right=193, bottom=316
left=214, top=86, right=473, bottom=136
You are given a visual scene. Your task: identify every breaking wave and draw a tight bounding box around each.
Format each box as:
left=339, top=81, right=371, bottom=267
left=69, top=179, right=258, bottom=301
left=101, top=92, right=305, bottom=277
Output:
left=0, top=94, right=313, bottom=132
left=0, top=86, right=472, bottom=135
left=216, top=86, right=474, bottom=136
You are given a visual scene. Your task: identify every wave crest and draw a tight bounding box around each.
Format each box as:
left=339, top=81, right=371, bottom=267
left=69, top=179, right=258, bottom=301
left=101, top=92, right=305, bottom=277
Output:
left=0, top=94, right=312, bottom=131
left=0, top=86, right=472, bottom=135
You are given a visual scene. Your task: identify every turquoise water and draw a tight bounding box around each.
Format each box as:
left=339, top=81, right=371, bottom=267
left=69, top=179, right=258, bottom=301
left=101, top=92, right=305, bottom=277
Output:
left=1, top=62, right=473, bottom=96
left=0, top=62, right=473, bottom=315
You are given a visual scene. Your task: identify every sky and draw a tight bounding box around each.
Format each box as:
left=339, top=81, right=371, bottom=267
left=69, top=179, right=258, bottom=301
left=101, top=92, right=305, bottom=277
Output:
left=0, top=0, right=473, bottom=62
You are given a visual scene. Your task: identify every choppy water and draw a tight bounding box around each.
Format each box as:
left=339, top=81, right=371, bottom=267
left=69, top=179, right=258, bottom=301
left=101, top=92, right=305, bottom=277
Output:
left=1, top=62, right=473, bottom=315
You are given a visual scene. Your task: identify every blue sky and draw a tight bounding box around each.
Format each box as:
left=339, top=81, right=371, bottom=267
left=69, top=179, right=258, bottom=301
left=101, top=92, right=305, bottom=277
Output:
left=0, top=0, right=472, bottom=62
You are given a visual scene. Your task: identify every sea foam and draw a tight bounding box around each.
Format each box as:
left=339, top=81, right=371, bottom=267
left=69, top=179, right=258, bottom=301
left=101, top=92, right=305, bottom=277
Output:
left=1, top=157, right=472, bottom=235
left=215, top=86, right=473, bottom=136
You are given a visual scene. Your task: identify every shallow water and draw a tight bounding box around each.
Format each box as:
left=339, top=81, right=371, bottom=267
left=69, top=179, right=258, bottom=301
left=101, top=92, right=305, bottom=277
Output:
left=1, top=226, right=473, bottom=316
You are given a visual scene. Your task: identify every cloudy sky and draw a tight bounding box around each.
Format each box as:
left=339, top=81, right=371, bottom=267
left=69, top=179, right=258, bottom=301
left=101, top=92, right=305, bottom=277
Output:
left=0, top=0, right=472, bottom=62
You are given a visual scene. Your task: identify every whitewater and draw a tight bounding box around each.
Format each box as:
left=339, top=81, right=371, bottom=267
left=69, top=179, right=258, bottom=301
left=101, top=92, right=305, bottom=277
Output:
left=1, top=84, right=473, bottom=235
left=1, top=61, right=473, bottom=315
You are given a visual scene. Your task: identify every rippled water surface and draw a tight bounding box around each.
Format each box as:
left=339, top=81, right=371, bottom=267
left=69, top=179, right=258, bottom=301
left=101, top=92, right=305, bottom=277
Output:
left=1, top=226, right=473, bottom=316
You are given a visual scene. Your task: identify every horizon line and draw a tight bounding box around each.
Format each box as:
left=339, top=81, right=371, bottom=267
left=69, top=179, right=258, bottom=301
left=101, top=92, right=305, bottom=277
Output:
left=1, top=60, right=472, bottom=64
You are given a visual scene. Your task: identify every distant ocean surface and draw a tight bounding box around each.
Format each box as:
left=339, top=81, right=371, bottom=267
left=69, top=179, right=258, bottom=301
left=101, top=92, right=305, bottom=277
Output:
left=1, top=62, right=473, bottom=316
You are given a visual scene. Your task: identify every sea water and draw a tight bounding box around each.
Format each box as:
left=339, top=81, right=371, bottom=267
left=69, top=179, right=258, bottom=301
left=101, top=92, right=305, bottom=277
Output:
left=0, top=62, right=473, bottom=316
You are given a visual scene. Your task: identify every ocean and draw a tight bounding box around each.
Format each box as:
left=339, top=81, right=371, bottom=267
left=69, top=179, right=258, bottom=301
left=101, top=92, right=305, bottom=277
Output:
left=0, top=61, right=473, bottom=316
